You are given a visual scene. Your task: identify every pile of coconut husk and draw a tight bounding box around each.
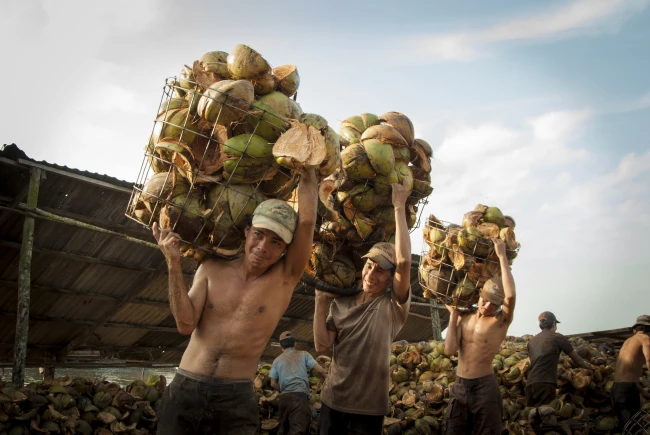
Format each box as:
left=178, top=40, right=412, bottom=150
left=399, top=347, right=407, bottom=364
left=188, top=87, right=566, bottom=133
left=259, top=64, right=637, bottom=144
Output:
left=304, top=112, right=434, bottom=289
left=0, top=374, right=165, bottom=435
left=127, top=44, right=340, bottom=262
left=419, top=205, right=520, bottom=308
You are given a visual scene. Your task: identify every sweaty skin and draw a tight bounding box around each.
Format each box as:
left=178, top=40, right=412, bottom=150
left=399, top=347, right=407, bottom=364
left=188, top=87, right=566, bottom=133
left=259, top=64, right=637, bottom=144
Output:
left=153, top=169, right=317, bottom=380
left=444, top=238, right=517, bottom=378
left=615, top=331, right=650, bottom=383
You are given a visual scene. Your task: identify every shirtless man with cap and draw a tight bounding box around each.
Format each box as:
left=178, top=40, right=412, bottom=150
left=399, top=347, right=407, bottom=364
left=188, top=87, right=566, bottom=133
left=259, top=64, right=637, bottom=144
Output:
left=444, top=238, right=516, bottom=435
left=526, top=311, right=591, bottom=407
left=153, top=169, right=317, bottom=435
left=611, top=314, right=650, bottom=429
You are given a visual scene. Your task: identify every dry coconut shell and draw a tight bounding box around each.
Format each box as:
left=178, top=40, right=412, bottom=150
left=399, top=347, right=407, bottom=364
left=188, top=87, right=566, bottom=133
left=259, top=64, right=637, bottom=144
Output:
left=450, top=244, right=476, bottom=271
left=477, top=222, right=500, bottom=238
left=360, top=124, right=408, bottom=148
left=462, top=211, right=483, bottom=228
left=409, top=142, right=431, bottom=173
left=474, top=204, right=488, bottom=213
left=500, top=227, right=519, bottom=250
left=379, top=112, right=415, bottom=146
left=504, top=215, right=516, bottom=228
left=273, top=64, right=300, bottom=97
left=227, top=44, right=271, bottom=79
left=273, top=120, right=327, bottom=169
left=251, top=72, right=277, bottom=95
left=466, top=262, right=490, bottom=287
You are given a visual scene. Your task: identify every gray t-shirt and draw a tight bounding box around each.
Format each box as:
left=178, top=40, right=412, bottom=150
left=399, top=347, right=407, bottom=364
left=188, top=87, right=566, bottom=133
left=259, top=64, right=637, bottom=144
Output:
left=320, top=288, right=410, bottom=415
left=269, top=348, right=318, bottom=397
left=527, top=329, right=574, bottom=384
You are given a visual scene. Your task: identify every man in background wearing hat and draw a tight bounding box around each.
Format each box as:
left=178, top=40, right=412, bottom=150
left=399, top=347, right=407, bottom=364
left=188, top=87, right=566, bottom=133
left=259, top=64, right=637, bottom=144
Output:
left=153, top=169, right=318, bottom=435
left=525, top=311, right=592, bottom=407
left=443, top=238, right=516, bottom=435
left=611, top=315, right=650, bottom=429
left=269, top=331, right=327, bottom=435
left=313, top=180, right=412, bottom=435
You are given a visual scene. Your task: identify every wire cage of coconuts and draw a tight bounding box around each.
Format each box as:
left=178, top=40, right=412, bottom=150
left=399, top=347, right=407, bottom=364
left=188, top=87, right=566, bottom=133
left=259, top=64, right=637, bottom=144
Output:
left=623, top=402, right=650, bottom=435
left=126, top=73, right=303, bottom=262
left=301, top=112, right=434, bottom=296
left=418, top=206, right=520, bottom=309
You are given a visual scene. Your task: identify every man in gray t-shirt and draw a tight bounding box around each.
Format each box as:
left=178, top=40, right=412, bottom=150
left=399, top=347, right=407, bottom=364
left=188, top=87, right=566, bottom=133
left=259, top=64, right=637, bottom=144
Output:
left=270, top=331, right=327, bottom=435
left=526, top=311, right=591, bottom=407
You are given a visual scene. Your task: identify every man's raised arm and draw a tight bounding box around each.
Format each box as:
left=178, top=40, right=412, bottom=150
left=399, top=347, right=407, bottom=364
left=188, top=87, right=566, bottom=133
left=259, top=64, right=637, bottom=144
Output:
left=444, top=306, right=462, bottom=356
left=284, top=168, right=318, bottom=282
left=391, top=180, right=412, bottom=304
left=493, top=238, right=516, bottom=323
left=153, top=223, right=207, bottom=335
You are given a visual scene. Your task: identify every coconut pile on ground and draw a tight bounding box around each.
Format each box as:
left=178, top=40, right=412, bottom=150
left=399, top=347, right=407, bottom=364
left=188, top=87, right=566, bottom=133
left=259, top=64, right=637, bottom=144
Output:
left=248, top=337, right=648, bottom=435
left=0, top=375, right=165, bottom=435
left=128, top=44, right=340, bottom=261
left=419, top=205, right=520, bottom=308
left=305, top=112, right=434, bottom=289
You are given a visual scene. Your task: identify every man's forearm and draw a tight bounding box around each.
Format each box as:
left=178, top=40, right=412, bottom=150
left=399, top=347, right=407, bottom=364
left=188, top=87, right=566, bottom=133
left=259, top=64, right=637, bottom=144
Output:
left=500, top=258, right=516, bottom=298
left=444, top=313, right=459, bottom=356
left=393, top=205, right=411, bottom=267
left=313, top=296, right=331, bottom=351
left=167, top=262, right=195, bottom=327
left=297, top=169, right=317, bottom=225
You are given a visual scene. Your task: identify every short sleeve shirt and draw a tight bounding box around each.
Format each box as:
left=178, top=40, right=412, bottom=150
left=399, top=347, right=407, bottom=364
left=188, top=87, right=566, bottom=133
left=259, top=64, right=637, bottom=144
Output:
left=320, top=288, right=410, bottom=415
left=269, top=348, right=317, bottom=396
left=527, top=329, right=574, bottom=384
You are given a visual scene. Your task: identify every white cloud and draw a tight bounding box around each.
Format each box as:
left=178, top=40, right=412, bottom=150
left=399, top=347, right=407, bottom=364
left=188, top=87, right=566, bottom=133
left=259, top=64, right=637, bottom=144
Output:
left=409, top=0, right=649, bottom=61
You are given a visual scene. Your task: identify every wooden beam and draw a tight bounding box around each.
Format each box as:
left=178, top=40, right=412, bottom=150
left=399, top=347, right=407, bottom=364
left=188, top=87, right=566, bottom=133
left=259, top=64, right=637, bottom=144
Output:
left=0, top=310, right=179, bottom=333
left=0, top=185, right=30, bottom=228
left=0, top=239, right=157, bottom=273
left=13, top=168, right=41, bottom=387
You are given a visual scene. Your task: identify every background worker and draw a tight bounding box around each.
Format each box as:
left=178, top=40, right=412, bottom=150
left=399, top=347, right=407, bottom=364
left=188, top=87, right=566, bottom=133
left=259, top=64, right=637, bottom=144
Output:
left=313, top=181, right=412, bottom=435
left=269, top=331, right=327, bottom=435
left=525, top=311, right=592, bottom=407
left=612, top=315, right=650, bottom=429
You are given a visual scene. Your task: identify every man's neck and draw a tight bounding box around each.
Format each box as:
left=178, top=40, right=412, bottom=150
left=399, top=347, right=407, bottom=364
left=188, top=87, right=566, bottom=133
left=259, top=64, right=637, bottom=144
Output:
left=240, top=257, right=271, bottom=281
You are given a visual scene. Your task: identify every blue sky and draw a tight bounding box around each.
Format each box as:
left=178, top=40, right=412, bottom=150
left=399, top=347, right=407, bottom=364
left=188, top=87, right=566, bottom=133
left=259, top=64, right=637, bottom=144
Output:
left=2, top=0, right=649, bottom=336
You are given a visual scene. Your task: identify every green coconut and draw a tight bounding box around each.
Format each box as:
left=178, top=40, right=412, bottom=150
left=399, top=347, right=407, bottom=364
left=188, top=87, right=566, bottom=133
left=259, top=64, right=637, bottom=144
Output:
left=150, top=108, right=199, bottom=147
left=273, top=65, right=300, bottom=97
left=379, top=111, right=415, bottom=146
left=206, top=183, right=263, bottom=232
left=323, top=254, right=357, bottom=288
left=158, top=98, right=189, bottom=117
left=394, top=160, right=414, bottom=191
left=391, top=366, right=409, bottom=384
left=341, top=144, right=375, bottom=178
left=259, top=169, right=298, bottom=200
left=360, top=124, right=408, bottom=148
left=415, top=419, right=432, bottom=435
left=374, top=169, right=399, bottom=196
left=362, top=138, right=395, bottom=176
left=238, top=101, right=288, bottom=142
left=452, top=276, right=477, bottom=305
left=319, top=127, right=341, bottom=177
left=257, top=91, right=301, bottom=120
left=458, top=226, right=491, bottom=257
left=223, top=134, right=273, bottom=159
left=251, top=72, right=277, bottom=95
left=197, top=79, right=255, bottom=125
left=200, top=51, right=229, bottom=78
left=483, top=206, right=506, bottom=228
left=200, top=50, right=228, bottom=65
left=226, top=44, right=271, bottom=79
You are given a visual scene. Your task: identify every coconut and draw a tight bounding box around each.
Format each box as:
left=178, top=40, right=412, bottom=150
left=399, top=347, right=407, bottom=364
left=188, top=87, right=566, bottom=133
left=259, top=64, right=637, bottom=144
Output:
left=420, top=264, right=455, bottom=298
left=360, top=124, right=408, bottom=148
left=150, top=108, right=200, bottom=148
left=394, top=160, right=414, bottom=191
left=236, top=100, right=288, bottom=142
left=462, top=211, right=483, bottom=228
left=379, top=112, right=415, bottom=146
left=223, top=134, right=273, bottom=159
left=159, top=190, right=210, bottom=244
left=341, top=144, right=375, bottom=179
left=322, top=254, right=357, bottom=288
left=458, top=226, right=491, bottom=257
left=483, top=206, right=506, bottom=228
left=226, top=44, right=271, bottom=79
left=259, top=169, right=298, bottom=200
left=158, top=98, right=189, bottom=117
left=362, top=138, right=395, bottom=176
left=499, top=227, right=519, bottom=251
left=452, top=276, right=477, bottom=306
left=200, top=50, right=228, bottom=67
left=319, top=127, right=341, bottom=177
left=273, top=65, right=300, bottom=97
left=257, top=91, right=300, bottom=120
left=504, top=215, right=516, bottom=229
left=251, top=72, right=277, bottom=95
left=273, top=120, right=327, bottom=170
left=197, top=79, right=254, bottom=125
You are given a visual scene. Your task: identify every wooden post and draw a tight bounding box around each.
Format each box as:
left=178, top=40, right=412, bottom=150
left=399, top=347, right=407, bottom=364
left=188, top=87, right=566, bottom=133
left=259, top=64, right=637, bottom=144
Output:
left=12, top=168, right=41, bottom=387
left=429, top=299, right=443, bottom=341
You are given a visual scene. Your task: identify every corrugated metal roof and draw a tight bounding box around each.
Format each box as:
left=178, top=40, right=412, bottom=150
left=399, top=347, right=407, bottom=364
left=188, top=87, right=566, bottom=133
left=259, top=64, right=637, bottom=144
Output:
left=0, top=144, right=447, bottom=369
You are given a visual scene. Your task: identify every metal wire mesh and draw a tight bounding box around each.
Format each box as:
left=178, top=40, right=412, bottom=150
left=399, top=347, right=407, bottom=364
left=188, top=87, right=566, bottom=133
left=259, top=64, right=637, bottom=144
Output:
left=126, top=77, right=291, bottom=260
left=624, top=403, right=650, bottom=435
left=418, top=214, right=519, bottom=308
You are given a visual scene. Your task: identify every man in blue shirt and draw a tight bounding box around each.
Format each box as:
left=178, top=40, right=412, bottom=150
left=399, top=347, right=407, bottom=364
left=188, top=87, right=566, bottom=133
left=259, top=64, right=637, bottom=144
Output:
left=270, top=331, right=327, bottom=435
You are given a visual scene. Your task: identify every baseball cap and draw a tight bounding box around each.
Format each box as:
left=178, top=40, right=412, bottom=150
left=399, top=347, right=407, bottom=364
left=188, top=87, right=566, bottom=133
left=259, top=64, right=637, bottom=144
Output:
left=480, top=277, right=505, bottom=306
left=539, top=311, right=560, bottom=324
left=632, top=315, right=650, bottom=328
left=251, top=199, right=297, bottom=244
left=362, top=242, right=396, bottom=270
left=279, top=331, right=293, bottom=340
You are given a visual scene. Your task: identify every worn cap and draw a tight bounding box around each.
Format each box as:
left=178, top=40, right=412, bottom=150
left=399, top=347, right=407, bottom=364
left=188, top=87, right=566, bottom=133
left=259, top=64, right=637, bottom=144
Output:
left=539, top=311, right=560, bottom=324
left=252, top=199, right=297, bottom=244
left=362, top=242, right=396, bottom=270
left=633, top=315, right=650, bottom=328
left=279, top=331, right=293, bottom=341
left=480, top=277, right=505, bottom=306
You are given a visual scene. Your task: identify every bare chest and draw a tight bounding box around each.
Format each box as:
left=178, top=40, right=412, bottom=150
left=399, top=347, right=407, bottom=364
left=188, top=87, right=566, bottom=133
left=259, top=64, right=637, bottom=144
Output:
left=461, top=315, right=504, bottom=348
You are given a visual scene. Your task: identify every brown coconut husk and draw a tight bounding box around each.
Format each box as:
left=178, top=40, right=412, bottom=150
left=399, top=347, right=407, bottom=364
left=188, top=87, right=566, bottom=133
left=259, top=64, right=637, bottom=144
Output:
left=273, top=64, right=300, bottom=97
left=251, top=72, right=277, bottom=95
left=379, top=112, right=415, bottom=146
left=450, top=244, right=476, bottom=271
left=466, top=262, right=490, bottom=288
left=474, top=204, right=488, bottom=213
left=420, top=263, right=455, bottom=297
left=504, top=215, right=516, bottom=229
left=477, top=222, right=500, bottom=238
left=360, top=124, right=409, bottom=148
left=500, top=227, right=519, bottom=250
left=462, top=211, right=483, bottom=228
left=273, top=120, right=326, bottom=169
left=192, top=60, right=223, bottom=89
left=318, top=178, right=340, bottom=221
